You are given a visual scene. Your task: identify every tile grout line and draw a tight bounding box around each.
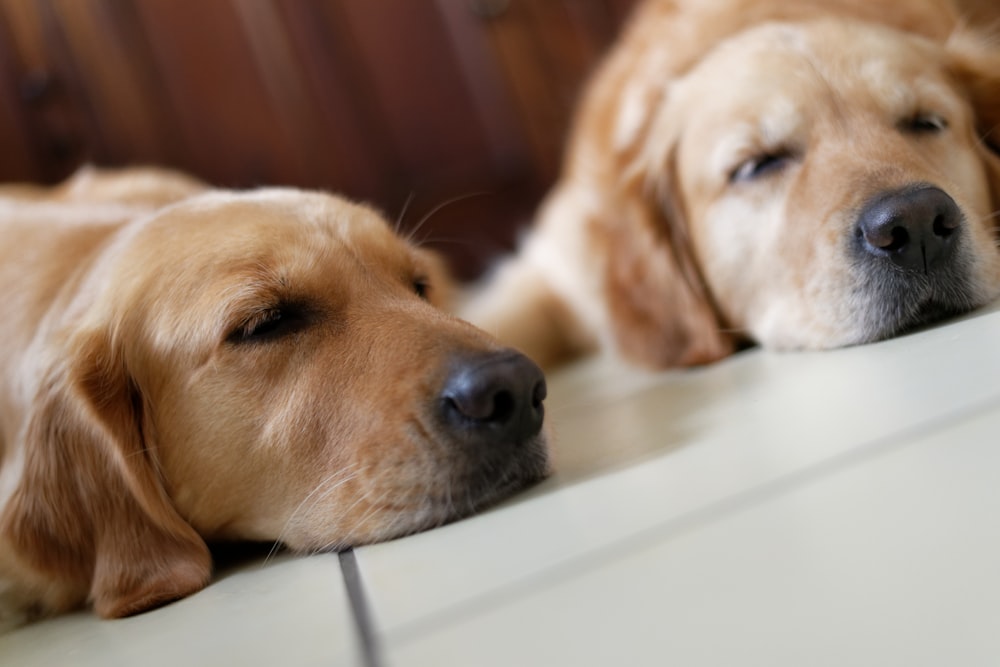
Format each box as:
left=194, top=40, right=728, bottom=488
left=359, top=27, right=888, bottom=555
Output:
left=339, top=549, right=384, bottom=667
left=384, top=389, right=1000, bottom=647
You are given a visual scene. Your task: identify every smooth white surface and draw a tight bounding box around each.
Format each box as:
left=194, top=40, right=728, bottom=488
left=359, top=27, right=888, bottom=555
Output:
left=0, top=554, right=355, bottom=667
left=385, top=405, right=1000, bottom=666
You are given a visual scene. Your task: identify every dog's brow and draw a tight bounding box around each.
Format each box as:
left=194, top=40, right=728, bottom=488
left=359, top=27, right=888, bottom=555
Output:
left=759, top=98, right=805, bottom=142
left=709, top=105, right=801, bottom=178
left=710, top=129, right=758, bottom=176
left=860, top=60, right=921, bottom=110
left=216, top=271, right=289, bottom=324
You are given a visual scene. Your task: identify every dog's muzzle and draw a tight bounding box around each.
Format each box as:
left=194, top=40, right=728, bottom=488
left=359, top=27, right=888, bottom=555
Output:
left=856, top=184, right=961, bottom=274
left=850, top=183, right=978, bottom=341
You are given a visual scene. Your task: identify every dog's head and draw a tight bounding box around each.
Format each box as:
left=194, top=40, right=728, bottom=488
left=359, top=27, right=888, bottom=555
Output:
left=580, top=16, right=1000, bottom=365
left=3, top=190, right=549, bottom=619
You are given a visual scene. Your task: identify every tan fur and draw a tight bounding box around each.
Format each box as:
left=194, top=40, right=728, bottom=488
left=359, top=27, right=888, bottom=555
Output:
left=0, top=167, right=549, bottom=628
left=465, top=0, right=1000, bottom=369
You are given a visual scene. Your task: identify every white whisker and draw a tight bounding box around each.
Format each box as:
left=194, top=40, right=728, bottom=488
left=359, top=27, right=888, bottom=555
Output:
left=394, top=191, right=416, bottom=235
left=263, top=463, right=360, bottom=565
left=405, top=191, right=490, bottom=246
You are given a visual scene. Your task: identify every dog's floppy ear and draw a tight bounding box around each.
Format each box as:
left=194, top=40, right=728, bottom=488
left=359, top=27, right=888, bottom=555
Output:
left=565, top=25, right=736, bottom=369
left=2, top=329, right=211, bottom=618
left=948, top=28, right=1000, bottom=204
left=601, top=152, right=737, bottom=368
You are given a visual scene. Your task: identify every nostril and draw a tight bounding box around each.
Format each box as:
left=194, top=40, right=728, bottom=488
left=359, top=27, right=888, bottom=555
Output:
left=932, top=213, right=957, bottom=238
left=490, top=390, right=515, bottom=423
left=858, top=214, right=909, bottom=252
left=443, top=381, right=501, bottom=422
left=882, top=226, right=909, bottom=252
left=531, top=379, right=547, bottom=410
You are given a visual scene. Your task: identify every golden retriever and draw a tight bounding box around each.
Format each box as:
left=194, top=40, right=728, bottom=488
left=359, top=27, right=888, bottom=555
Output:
left=0, top=167, right=549, bottom=628
left=464, top=0, right=1000, bottom=369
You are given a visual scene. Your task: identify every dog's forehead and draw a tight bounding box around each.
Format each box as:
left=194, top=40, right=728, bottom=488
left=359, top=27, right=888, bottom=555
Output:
left=671, top=19, right=958, bottom=170
left=688, top=20, right=952, bottom=107
left=167, top=188, right=393, bottom=241
left=108, top=188, right=415, bottom=304
left=131, top=188, right=413, bottom=271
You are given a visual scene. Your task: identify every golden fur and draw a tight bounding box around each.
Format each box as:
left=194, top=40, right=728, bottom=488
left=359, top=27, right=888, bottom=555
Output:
left=465, top=0, right=1000, bottom=369
left=0, top=167, right=549, bottom=628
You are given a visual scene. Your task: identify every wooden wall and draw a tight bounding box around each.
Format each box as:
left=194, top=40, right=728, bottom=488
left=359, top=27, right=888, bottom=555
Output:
left=0, top=0, right=637, bottom=279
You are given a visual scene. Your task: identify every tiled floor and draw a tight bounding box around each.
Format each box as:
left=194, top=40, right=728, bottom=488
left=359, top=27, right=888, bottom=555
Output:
left=3, top=299, right=1000, bottom=666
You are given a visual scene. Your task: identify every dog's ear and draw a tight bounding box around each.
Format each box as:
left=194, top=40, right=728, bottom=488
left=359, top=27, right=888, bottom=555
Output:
left=601, top=156, right=737, bottom=368
left=2, top=329, right=211, bottom=618
left=948, top=28, right=1000, bottom=204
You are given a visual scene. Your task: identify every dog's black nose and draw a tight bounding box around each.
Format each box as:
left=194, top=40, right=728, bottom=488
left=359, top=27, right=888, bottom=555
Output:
left=441, top=351, right=546, bottom=446
left=856, top=185, right=961, bottom=273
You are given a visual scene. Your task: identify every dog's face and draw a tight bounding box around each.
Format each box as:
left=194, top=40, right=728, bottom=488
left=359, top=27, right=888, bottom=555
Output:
left=7, top=189, right=548, bottom=619
left=115, top=191, right=549, bottom=547
left=651, top=20, right=1000, bottom=348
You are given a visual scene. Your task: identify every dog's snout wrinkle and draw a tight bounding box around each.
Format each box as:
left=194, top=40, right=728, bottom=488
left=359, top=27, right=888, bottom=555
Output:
left=857, top=186, right=961, bottom=274
left=440, top=351, right=546, bottom=446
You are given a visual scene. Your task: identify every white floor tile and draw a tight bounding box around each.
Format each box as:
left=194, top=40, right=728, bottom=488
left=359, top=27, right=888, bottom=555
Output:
left=0, top=554, right=355, bottom=667
left=356, top=302, right=1000, bottom=638
left=386, top=404, right=1000, bottom=667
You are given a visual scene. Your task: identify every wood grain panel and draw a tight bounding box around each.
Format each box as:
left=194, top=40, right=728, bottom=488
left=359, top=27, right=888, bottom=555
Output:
left=0, top=0, right=639, bottom=278
left=132, top=0, right=301, bottom=186
left=0, top=9, right=41, bottom=181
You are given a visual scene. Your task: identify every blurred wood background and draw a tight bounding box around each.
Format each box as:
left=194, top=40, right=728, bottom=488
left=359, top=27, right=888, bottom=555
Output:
left=0, top=0, right=638, bottom=280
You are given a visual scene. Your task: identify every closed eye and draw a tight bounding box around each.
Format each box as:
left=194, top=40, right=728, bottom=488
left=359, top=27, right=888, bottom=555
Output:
left=729, top=151, right=794, bottom=183
left=901, top=112, right=948, bottom=134
left=227, top=303, right=310, bottom=344
left=412, top=276, right=430, bottom=300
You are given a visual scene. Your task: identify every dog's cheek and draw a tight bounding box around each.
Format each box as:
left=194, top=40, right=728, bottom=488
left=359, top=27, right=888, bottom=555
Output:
left=978, top=151, right=1000, bottom=227
left=947, top=31, right=1000, bottom=208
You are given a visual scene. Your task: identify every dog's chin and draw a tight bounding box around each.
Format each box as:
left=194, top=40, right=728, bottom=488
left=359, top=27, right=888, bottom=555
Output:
left=851, top=264, right=983, bottom=344
left=870, top=300, right=971, bottom=342
left=457, top=443, right=551, bottom=511
left=301, top=438, right=550, bottom=552
left=424, top=437, right=551, bottom=529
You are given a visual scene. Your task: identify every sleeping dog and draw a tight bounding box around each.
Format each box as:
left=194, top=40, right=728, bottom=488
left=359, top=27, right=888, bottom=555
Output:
left=0, top=167, right=549, bottom=628
left=465, top=0, right=1000, bottom=369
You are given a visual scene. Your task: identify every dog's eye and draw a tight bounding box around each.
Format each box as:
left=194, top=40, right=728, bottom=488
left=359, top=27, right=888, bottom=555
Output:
left=730, top=152, right=792, bottom=182
left=903, top=113, right=948, bottom=134
left=412, top=277, right=430, bottom=301
left=227, top=305, right=307, bottom=344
